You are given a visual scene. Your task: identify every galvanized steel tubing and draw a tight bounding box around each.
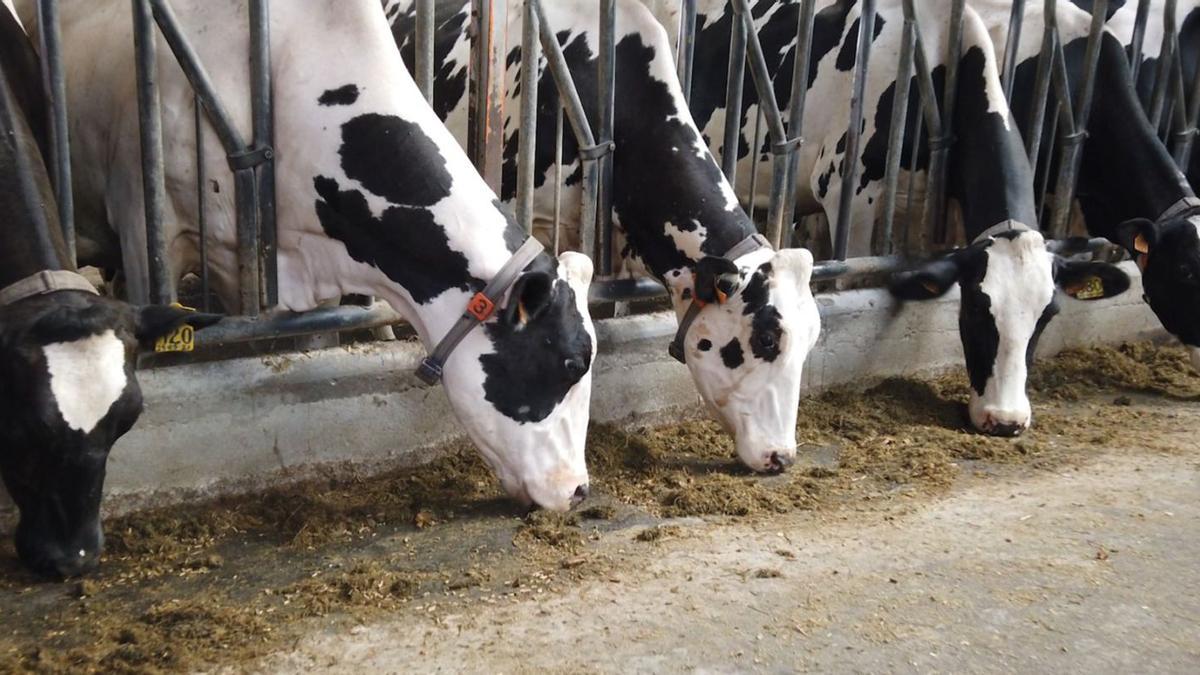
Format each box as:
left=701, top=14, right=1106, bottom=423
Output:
left=1001, top=0, right=1026, bottom=99
left=515, top=0, right=539, bottom=233
left=467, top=0, right=506, bottom=192
left=597, top=0, right=617, bottom=276
left=131, top=0, right=172, bottom=305
left=250, top=0, right=276, bottom=307
left=36, top=0, right=74, bottom=263
left=677, top=0, right=698, bottom=102
left=415, top=0, right=436, bottom=102
left=777, top=0, right=816, bottom=250
left=721, top=8, right=747, bottom=183
left=832, top=0, right=877, bottom=260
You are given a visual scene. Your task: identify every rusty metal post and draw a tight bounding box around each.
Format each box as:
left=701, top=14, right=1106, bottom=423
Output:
left=468, top=0, right=507, bottom=193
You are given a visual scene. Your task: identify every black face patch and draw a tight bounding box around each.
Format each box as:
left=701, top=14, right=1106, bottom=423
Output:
left=313, top=176, right=480, bottom=305
left=748, top=306, right=784, bottom=362
left=1141, top=220, right=1200, bottom=346
left=480, top=280, right=593, bottom=423
left=720, top=338, right=745, bottom=369
left=955, top=248, right=999, bottom=396
left=697, top=338, right=713, bottom=352
left=740, top=263, right=772, bottom=315
left=319, top=84, right=360, bottom=106
left=339, top=113, right=453, bottom=207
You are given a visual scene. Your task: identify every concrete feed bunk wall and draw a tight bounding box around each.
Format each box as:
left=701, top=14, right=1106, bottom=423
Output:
left=0, top=262, right=1164, bottom=517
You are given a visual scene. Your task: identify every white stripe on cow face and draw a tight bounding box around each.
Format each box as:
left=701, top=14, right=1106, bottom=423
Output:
left=42, top=330, right=128, bottom=434
left=968, top=232, right=1055, bottom=434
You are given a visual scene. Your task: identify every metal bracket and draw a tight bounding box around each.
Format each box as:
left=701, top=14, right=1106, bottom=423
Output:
left=227, top=144, right=274, bottom=171
left=770, top=136, right=803, bottom=156
left=578, top=141, right=616, bottom=161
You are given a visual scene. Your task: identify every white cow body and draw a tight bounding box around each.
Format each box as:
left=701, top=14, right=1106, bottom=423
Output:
left=17, top=0, right=597, bottom=511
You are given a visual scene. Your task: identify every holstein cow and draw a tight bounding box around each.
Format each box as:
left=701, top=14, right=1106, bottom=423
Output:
left=387, top=0, right=822, bottom=472
left=0, top=5, right=218, bottom=577
left=980, top=0, right=1200, bottom=370
left=542, top=0, right=1129, bottom=436
left=16, top=0, right=597, bottom=511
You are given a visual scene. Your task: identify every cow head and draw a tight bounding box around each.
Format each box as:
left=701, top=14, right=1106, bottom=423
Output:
left=436, top=253, right=596, bottom=512
left=891, top=230, right=1130, bottom=435
left=1116, top=216, right=1200, bottom=370
left=0, top=294, right=218, bottom=577
left=672, top=248, right=820, bottom=472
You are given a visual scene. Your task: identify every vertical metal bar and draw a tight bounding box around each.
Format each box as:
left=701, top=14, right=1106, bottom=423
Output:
left=468, top=0, right=507, bottom=192
left=1129, top=0, right=1152, bottom=84
left=250, top=0, right=275, bottom=308
left=931, top=0, right=965, bottom=244
left=553, top=102, right=563, bottom=255
left=678, top=0, right=698, bottom=103
left=1149, top=0, right=1178, bottom=132
left=195, top=96, right=210, bottom=312
left=748, top=107, right=764, bottom=224
left=778, top=0, right=817, bottom=248
left=416, top=0, right=435, bottom=102
left=515, top=0, right=540, bottom=234
left=722, top=10, right=747, bottom=183
left=903, top=0, right=948, bottom=251
left=1035, top=101, right=1060, bottom=220
left=36, top=0, right=75, bottom=264
left=597, top=0, right=616, bottom=275
left=1050, top=0, right=1106, bottom=239
left=880, top=18, right=916, bottom=255
left=1025, top=3, right=1056, bottom=165
left=1001, top=0, right=1026, bottom=100
left=1175, top=38, right=1200, bottom=166
left=834, top=0, right=877, bottom=260
left=132, top=0, right=171, bottom=305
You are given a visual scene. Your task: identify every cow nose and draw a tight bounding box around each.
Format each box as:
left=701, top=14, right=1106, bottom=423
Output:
left=40, top=548, right=100, bottom=579
left=570, top=484, right=590, bottom=507
left=988, top=421, right=1025, bottom=437
left=768, top=452, right=794, bottom=474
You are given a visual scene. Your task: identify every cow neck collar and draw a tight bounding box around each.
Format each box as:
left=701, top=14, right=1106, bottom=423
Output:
left=971, top=219, right=1032, bottom=245
left=668, top=233, right=773, bottom=364
left=1155, top=196, right=1200, bottom=224
left=0, top=269, right=98, bottom=308
left=414, top=237, right=545, bottom=385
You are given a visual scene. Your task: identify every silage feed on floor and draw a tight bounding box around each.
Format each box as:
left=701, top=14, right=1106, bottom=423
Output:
left=0, top=341, right=1193, bottom=673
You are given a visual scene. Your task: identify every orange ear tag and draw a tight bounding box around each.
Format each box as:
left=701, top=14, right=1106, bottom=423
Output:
left=1134, top=233, right=1151, bottom=255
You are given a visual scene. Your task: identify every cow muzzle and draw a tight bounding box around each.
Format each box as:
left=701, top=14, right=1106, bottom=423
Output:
left=16, top=524, right=104, bottom=579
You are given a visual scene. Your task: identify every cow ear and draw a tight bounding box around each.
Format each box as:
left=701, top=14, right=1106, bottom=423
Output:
left=1055, top=260, right=1131, bottom=301
left=889, top=255, right=964, bottom=301
left=134, top=305, right=223, bottom=347
left=501, top=271, right=555, bottom=326
left=694, top=256, right=741, bottom=304
left=1115, top=218, right=1157, bottom=257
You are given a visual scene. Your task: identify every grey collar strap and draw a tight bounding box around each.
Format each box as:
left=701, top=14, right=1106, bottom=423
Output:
left=416, top=237, right=545, bottom=385
left=668, top=233, right=773, bottom=364
left=971, top=219, right=1032, bottom=245
left=1156, top=196, right=1200, bottom=223
left=0, top=270, right=98, bottom=307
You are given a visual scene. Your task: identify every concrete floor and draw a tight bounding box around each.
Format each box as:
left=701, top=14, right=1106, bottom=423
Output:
left=258, top=426, right=1200, bottom=673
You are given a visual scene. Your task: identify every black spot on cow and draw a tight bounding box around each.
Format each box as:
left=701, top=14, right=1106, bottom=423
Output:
left=835, top=14, right=885, bottom=72
left=748, top=306, right=784, bottom=362
left=481, top=278, right=593, bottom=423
left=720, top=338, right=745, bottom=369
left=339, top=113, right=453, bottom=207
left=681, top=288, right=693, bottom=300
left=494, top=199, right=527, bottom=254
left=956, top=250, right=998, bottom=396
left=697, top=338, right=712, bottom=352
left=740, top=263, right=772, bottom=315
left=390, top=3, right=471, bottom=119
left=319, top=84, right=360, bottom=106
left=817, top=161, right=836, bottom=200
left=313, top=175, right=479, bottom=305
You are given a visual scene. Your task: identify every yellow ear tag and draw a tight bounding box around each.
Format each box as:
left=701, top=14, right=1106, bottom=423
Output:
left=1072, top=276, right=1106, bottom=300
left=154, top=302, right=198, bottom=353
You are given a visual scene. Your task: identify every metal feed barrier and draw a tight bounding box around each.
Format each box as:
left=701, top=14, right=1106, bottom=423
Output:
left=31, top=0, right=1186, bottom=351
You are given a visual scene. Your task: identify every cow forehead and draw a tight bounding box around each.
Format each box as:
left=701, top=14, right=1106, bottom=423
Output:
left=979, top=234, right=1054, bottom=318
left=41, top=329, right=128, bottom=434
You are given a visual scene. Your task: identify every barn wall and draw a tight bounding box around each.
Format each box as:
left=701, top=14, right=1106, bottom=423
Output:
left=0, top=262, right=1163, bottom=521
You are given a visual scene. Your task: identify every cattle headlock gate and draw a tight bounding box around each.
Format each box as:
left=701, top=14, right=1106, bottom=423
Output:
left=27, top=0, right=1198, bottom=351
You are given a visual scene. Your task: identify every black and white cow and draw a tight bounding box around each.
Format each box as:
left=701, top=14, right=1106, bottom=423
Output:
left=387, top=0, right=822, bottom=472
left=16, top=0, right=597, bottom=511
left=982, top=0, right=1200, bottom=371
left=0, top=4, right=218, bottom=577
left=487, top=0, right=1127, bottom=437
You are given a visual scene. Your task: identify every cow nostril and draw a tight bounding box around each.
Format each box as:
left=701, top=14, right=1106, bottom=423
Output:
left=988, top=422, right=1025, bottom=437
left=571, top=484, right=590, bottom=507
left=767, top=452, right=794, bottom=473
